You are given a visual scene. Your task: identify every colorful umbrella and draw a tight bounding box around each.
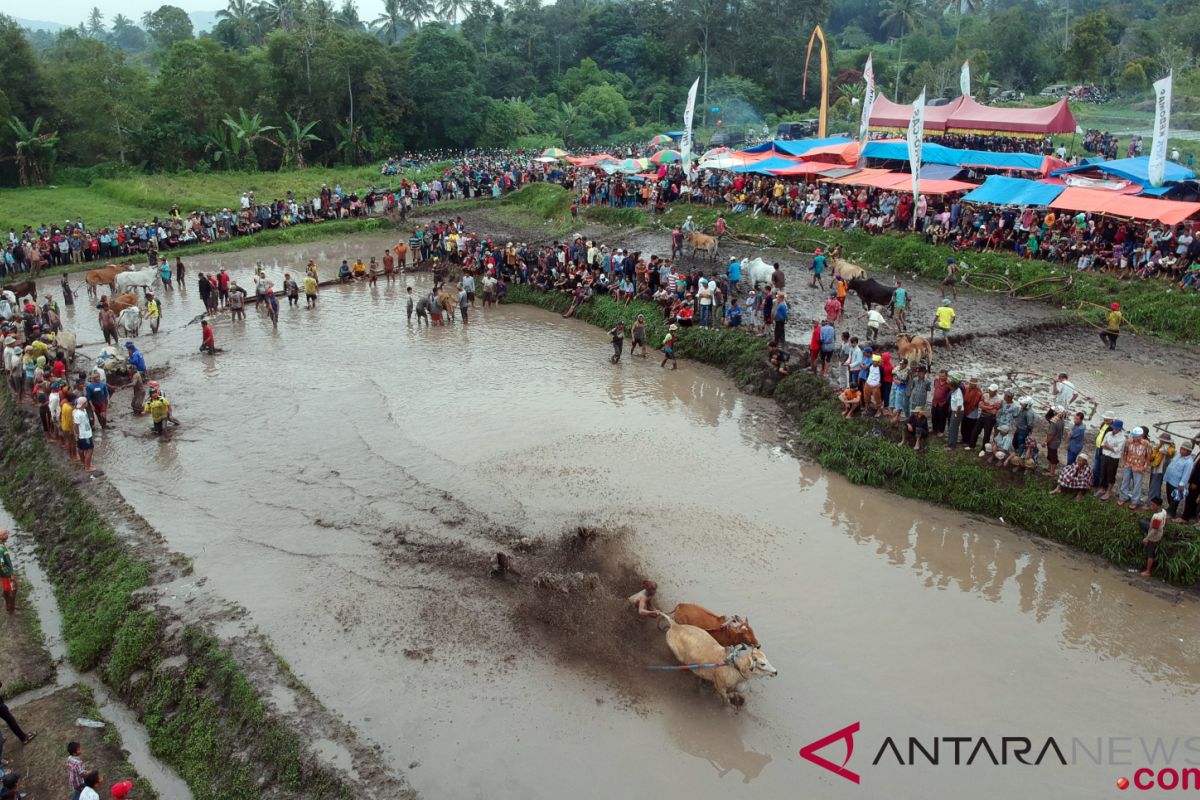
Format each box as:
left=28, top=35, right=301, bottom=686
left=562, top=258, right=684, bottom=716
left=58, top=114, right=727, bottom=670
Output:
left=649, top=134, right=674, bottom=147
left=650, top=149, right=682, bottom=164
left=602, top=158, right=651, bottom=174
left=540, top=147, right=570, bottom=159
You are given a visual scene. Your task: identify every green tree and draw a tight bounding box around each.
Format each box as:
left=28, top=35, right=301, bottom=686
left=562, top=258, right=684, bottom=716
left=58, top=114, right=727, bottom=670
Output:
left=257, top=0, right=303, bottom=32
left=142, top=5, right=195, bottom=49
left=5, top=116, right=58, bottom=185
left=274, top=112, right=322, bottom=167
left=399, top=0, right=434, bottom=29
left=574, top=83, right=633, bottom=142
left=108, top=15, right=149, bottom=51
left=401, top=24, right=483, bottom=146
left=440, top=0, right=469, bottom=24
left=1066, top=11, right=1119, bottom=82
left=334, top=0, right=367, bottom=32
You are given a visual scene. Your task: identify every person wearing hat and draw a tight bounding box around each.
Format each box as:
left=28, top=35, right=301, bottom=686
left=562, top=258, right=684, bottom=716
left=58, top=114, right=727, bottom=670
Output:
left=72, top=397, right=96, bottom=472
left=1118, top=427, right=1153, bottom=509
left=1101, top=302, right=1126, bottom=350
left=903, top=406, right=929, bottom=450
left=940, top=256, right=959, bottom=300
left=145, top=291, right=161, bottom=335
left=984, top=423, right=1015, bottom=466
left=1095, top=419, right=1127, bottom=500
left=110, top=779, right=134, bottom=799
left=1163, top=440, right=1194, bottom=519
left=1051, top=451, right=1094, bottom=499
left=145, top=384, right=175, bottom=435
left=1148, top=432, right=1175, bottom=503
left=772, top=291, right=789, bottom=345
left=726, top=255, right=741, bottom=295
left=124, top=341, right=146, bottom=374
left=1012, top=396, right=1036, bottom=454
left=1091, top=413, right=1115, bottom=489
left=1042, top=406, right=1066, bottom=478
left=85, top=372, right=109, bottom=430
left=930, top=298, right=956, bottom=351
left=660, top=324, right=678, bottom=370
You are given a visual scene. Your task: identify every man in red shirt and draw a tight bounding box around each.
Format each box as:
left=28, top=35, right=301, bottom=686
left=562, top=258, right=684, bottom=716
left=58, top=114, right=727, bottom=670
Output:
left=200, top=320, right=216, bottom=354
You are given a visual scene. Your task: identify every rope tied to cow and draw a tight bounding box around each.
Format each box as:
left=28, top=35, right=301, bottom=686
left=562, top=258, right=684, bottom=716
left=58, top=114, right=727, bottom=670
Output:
left=644, top=644, right=752, bottom=671
left=959, top=270, right=1073, bottom=301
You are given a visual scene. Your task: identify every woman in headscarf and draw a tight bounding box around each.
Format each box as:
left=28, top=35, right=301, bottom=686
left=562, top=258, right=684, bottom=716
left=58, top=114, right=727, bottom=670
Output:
left=1051, top=452, right=1093, bottom=500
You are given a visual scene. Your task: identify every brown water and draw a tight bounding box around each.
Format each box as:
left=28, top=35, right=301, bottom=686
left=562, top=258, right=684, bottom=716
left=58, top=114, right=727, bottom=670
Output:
left=34, top=238, right=1200, bottom=799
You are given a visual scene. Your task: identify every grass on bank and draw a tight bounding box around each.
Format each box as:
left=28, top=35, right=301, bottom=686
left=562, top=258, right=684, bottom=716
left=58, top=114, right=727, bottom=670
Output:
left=0, top=163, right=451, bottom=233
left=0, top=396, right=353, bottom=800
left=488, top=184, right=1199, bottom=344
left=503, top=287, right=1200, bottom=586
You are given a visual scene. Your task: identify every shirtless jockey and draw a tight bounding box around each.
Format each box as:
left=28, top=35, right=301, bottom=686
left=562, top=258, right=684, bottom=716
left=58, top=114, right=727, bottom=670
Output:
left=628, top=580, right=660, bottom=618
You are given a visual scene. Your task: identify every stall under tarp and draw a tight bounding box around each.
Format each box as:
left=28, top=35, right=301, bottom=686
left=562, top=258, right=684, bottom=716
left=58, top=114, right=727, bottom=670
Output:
left=1050, top=187, right=1200, bottom=225
left=740, top=137, right=853, bottom=157
left=730, top=155, right=803, bottom=174
left=962, top=175, right=1065, bottom=207
left=830, top=169, right=974, bottom=195
left=796, top=141, right=861, bottom=164
left=1051, top=156, right=1197, bottom=189
left=768, top=161, right=847, bottom=177
left=699, top=151, right=769, bottom=170
left=863, top=140, right=1056, bottom=173
left=868, top=94, right=1076, bottom=137
left=566, top=153, right=616, bottom=167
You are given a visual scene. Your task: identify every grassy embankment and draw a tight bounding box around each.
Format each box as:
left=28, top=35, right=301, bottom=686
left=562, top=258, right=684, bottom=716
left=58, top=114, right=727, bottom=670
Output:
left=0, top=395, right=353, bottom=800
left=490, top=182, right=1200, bottom=343
left=504, top=284, right=1200, bottom=586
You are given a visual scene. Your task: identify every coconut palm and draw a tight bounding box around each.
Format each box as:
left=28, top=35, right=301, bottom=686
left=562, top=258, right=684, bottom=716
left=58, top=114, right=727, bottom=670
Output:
left=334, top=0, right=366, bottom=31
left=86, top=7, right=106, bottom=37
left=217, top=0, right=261, bottom=45
left=274, top=113, right=323, bottom=169
left=257, top=0, right=301, bottom=31
left=398, top=0, right=433, bottom=29
left=223, top=108, right=279, bottom=170
left=439, top=0, right=469, bottom=24
left=372, top=0, right=405, bottom=42
left=5, top=117, right=60, bottom=186
left=880, top=0, right=926, bottom=95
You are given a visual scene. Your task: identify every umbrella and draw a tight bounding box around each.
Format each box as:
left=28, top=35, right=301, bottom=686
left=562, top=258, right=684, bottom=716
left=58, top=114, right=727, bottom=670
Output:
left=540, top=147, right=570, bottom=159
left=701, top=147, right=731, bottom=160
left=602, top=158, right=651, bottom=174
left=650, top=149, right=682, bottom=164
left=649, top=134, right=674, bottom=147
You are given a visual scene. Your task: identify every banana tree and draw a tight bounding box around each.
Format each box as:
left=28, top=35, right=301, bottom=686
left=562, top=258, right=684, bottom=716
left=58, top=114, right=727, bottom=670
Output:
left=202, top=125, right=243, bottom=170
left=275, top=113, right=322, bottom=169
left=222, top=108, right=279, bottom=170
left=6, top=117, right=60, bottom=186
left=333, top=119, right=367, bottom=166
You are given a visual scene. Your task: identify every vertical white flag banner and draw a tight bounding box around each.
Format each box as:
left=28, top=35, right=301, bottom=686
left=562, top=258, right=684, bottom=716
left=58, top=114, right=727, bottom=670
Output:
left=960, top=60, right=971, bottom=98
left=680, top=77, right=700, bottom=168
left=1148, top=71, right=1172, bottom=188
left=907, top=87, right=926, bottom=205
left=858, top=54, right=876, bottom=155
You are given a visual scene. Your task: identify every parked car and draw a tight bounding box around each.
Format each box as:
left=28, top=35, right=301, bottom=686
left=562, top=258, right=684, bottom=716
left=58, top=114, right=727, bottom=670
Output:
left=776, top=120, right=819, bottom=140
left=928, top=97, right=951, bottom=107
left=1039, top=84, right=1070, bottom=97
left=709, top=128, right=747, bottom=147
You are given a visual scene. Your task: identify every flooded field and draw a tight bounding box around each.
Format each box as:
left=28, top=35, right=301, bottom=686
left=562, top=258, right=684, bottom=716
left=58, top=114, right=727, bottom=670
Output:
left=25, top=234, right=1200, bottom=799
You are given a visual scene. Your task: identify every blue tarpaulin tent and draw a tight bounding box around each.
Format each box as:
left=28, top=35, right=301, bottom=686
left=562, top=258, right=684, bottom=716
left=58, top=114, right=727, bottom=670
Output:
left=862, top=141, right=1047, bottom=172
left=740, top=137, right=853, bottom=157
left=962, top=176, right=1065, bottom=207
left=1051, top=156, right=1196, bottom=189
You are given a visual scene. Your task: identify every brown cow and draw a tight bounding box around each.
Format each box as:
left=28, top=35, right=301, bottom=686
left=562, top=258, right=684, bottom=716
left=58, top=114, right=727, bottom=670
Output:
left=669, top=603, right=760, bottom=648
left=84, top=263, right=132, bottom=298
left=896, top=332, right=933, bottom=365
left=110, top=293, right=140, bottom=313
left=686, top=232, right=719, bottom=261
left=832, top=257, right=867, bottom=281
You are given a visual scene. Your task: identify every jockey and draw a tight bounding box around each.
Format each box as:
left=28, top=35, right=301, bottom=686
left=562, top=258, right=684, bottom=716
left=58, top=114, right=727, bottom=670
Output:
left=628, top=580, right=659, bottom=618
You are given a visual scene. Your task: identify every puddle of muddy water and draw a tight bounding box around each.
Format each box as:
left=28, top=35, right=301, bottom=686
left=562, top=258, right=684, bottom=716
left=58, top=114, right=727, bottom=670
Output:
left=30, top=237, right=1200, bottom=800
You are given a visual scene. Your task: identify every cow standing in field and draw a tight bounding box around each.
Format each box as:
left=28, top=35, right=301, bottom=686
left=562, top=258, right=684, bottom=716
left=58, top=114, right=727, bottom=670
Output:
left=687, top=232, right=720, bottom=262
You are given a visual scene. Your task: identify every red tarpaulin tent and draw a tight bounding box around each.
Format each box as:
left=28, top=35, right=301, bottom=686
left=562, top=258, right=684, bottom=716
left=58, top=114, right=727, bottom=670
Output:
left=869, top=95, right=1077, bottom=137
left=1050, top=188, right=1200, bottom=225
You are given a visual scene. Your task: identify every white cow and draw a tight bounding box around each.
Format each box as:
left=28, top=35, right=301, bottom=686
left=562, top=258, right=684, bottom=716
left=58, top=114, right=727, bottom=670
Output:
left=117, top=306, right=142, bottom=337
left=662, top=615, right=776, bottom=706
left=744, top=257, right=775, bottom=288
left=114, top=266, right=159, bottom=295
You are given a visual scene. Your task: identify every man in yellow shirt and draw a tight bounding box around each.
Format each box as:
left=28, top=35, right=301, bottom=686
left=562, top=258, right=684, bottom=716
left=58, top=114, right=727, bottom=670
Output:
left=146, top=384, right=176, bottom=435
left=931, top=298, right=956, bottom=351
left=145, top=292, right=161, bottom=334
left=303, top=274, right=318, bottom=308
left=1101, top=302, right=1125, bottom=350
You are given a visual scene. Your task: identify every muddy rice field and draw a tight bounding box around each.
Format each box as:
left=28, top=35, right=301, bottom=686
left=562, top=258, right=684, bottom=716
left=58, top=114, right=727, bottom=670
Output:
left=16, top=212, right=1200, bottom=799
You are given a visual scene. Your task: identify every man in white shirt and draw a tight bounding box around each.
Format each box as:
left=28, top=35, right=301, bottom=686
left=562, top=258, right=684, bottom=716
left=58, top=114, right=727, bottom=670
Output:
left=79, top=769, right=103, bottom=799
left=73, top=398, right=96, bottom=472
left=1050, top=372, right=1078, bottom=419
left=946, top=378, right=965, bottom=449
left=697, top=279, right=714, bottom=327
left=1097, top=420, right=1127, bottom=501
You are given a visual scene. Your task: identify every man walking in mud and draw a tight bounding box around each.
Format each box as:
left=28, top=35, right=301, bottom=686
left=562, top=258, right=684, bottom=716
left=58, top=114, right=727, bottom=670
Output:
left=0, top=529, right=17, bottom=615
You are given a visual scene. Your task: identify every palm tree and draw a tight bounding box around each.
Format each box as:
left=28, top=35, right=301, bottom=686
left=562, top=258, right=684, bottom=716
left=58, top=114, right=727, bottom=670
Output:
left=86, top=7, right=106, bottom=36
left=439, top=0, right=469, bottom=24
left=257, top=0, right=301, bottom=31
left=5, top=117, right=60, bottom=186
left=222, top=108, right=279, bottom=170
left=372, top=0, right=404, bottom=42
left=111, top=13, right=134, bottom=31
left=307, top=0, right=334, bottom=24
left=274, top=113, right=323, bottom=169
left=334, top=0, right=366, bottom=31
left=398, top=0, right=433, bottom=29
left=217, top=0, right=261, bottom=45
left=880, top=0, right=926, bottom=95
left=549, top=101, right=580, bottom=147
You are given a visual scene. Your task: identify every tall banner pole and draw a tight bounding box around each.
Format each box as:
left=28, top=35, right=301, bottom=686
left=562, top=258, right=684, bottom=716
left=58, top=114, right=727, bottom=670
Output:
left=960, top=60, right=971, bottom=98
left=680, top=77, right=699, bottom=174
left=1148, top=71, right=1172, bottom=188
left=858, top=53, right=876, bottom=164
left=907, top=87, right=926, bottom=228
